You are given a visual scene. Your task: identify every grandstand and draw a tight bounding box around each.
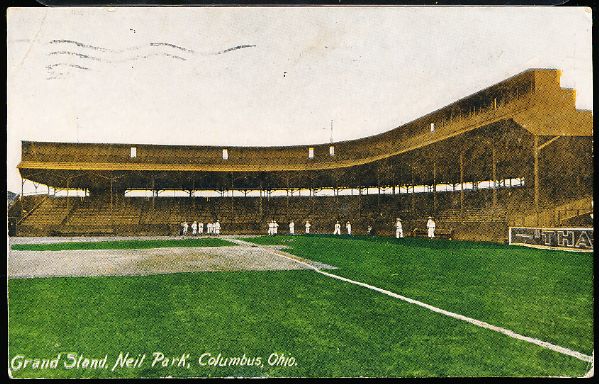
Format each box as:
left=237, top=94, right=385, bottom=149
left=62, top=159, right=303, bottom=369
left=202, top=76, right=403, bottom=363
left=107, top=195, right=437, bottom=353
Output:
left=10, top=69, right=593, bottom=242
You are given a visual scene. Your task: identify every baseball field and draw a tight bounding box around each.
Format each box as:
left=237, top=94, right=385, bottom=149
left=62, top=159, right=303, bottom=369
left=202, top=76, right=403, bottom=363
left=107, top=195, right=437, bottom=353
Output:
left=7, top=235, right=593, bottom=378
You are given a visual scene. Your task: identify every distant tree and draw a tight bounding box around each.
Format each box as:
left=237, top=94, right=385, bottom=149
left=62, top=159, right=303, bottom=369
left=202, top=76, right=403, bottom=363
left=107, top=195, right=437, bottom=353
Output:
left=7, top=190, right=19, bottom=208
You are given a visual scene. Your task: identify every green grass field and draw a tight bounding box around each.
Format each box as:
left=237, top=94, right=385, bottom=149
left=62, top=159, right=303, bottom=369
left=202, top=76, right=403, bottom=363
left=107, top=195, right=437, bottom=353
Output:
left=8, top=235, right=593, bottom=378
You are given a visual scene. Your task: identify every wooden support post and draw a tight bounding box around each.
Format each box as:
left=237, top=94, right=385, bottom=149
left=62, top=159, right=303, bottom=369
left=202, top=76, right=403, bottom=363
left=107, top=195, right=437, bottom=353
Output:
left=460, top=152, right=464, bottom=216
left=231, top=173, right=234, bottom=215
left=533, top=135, right=540, bottom=225
left=20, top=176, right=24, bottom=213
left=66, top=178, right=70, bottom=211
left=433, top=161, right=437, bottom=212
left=151, top=177, right=155, bottom=209
left=492, top=146, right=497, bottom=208
left=286, top=176, right=290, bottom=217
left=191, top=179, right=195, bottom=210
left=109, top=178, right=113, bottom=225
left=376, top=173, right=381, bottom=212
left=411, top=163, right=415, bottom=213
left=358, top=186, right=362, bottom=214
left=259, top=184, right=263, bottom=216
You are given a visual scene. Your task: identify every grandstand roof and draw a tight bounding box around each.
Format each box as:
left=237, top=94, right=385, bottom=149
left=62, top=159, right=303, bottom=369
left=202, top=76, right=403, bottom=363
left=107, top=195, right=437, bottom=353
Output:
left=18, top=68, right=592, bottom=190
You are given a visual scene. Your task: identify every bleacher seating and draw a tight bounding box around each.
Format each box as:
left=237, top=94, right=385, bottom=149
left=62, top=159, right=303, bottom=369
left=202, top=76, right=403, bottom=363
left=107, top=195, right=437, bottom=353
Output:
left=65, top=198, right=141, bottom=227
left=17, top=198, right=74, bottom=235
left=13, top=189, right=587, bottom=242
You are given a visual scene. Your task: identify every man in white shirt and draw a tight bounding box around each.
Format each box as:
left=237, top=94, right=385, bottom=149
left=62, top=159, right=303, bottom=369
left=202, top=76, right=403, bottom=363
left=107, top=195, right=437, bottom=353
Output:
left=289, top=220, right=295, bottom=235
left=426, top=216, right=436, bottom=238
left=182, top=221, right=188, bottom=236
left=267, top=220, right=273, bottom=235
left=207, top=222, right=213, bottom=234
left=395, top=218, right=403, bottom=239
left=305, top=220, right=311, bottom=234
left=334, top=221, right=341, bottom=235
left=191, top=221, right=198, bottom=236
left=273, top=220, right=279, bottom=235
left=198, top=222, right=204, bottom=235
left=214, top=220, right=221, bottom=235
left=346, top=221, right=352, bottom=235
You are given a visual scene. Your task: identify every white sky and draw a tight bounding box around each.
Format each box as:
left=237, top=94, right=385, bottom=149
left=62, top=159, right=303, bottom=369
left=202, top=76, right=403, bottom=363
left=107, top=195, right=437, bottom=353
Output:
left=6, top=6, right=593, bottom=194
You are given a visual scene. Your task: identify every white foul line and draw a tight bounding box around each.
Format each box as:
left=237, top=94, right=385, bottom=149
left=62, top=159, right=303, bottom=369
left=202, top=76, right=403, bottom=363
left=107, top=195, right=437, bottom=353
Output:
left=232, top=239, right=593, bottom=364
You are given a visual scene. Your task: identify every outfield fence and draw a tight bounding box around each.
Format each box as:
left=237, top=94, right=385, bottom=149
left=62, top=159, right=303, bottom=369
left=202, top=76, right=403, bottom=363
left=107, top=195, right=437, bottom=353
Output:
left=508, top=227, right=593, bottom=252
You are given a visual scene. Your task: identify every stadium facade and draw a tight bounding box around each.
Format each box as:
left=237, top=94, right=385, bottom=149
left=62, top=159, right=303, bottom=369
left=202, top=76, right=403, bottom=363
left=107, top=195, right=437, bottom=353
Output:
left=10, top=69, right=593, bottom=241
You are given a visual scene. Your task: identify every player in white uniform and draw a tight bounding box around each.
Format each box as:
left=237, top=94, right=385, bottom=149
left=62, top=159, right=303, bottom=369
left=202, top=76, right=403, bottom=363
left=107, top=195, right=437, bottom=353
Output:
left=289, top=220, right=295, bottom=235
left=191, top=221, right=198, bottom=236
left=334, top=221, right=341, bottom=235
left=267, top=220, right=273, bottom=235
left=346, top=221, right=352, bottom=235
left=305, top=220, right=311, bottom=234
left=207, top=222, right=213, bottom=234
left=182, top=221, right=189, bottom=236
left=198, top=222, right=204, bottom=235
left=426, top=216, right=436, bottom=238
left=395, top=218, right=403, bottom=238
left=273, top=221, right=279, bottom=235
left=214, top=220, right=221, bottom=235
